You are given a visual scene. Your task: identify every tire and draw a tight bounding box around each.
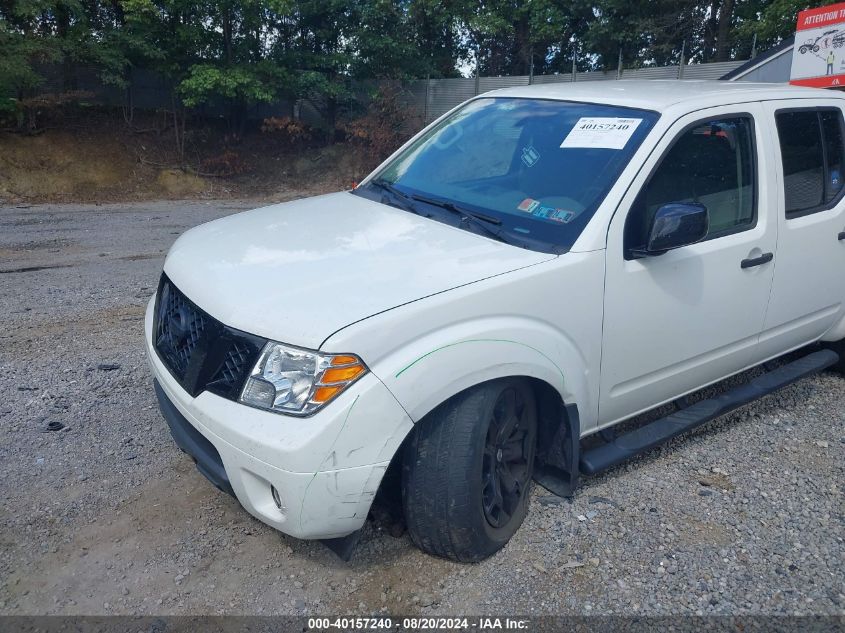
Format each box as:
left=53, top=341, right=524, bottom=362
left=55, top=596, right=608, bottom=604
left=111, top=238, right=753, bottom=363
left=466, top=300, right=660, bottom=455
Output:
left=825, top=339, right=845, bottom=374
left=402, top=378, right=537, bottom=562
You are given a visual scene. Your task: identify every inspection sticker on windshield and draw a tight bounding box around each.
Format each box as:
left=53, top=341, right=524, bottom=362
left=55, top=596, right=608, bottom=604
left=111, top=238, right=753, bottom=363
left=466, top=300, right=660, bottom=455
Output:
left=560, top=117, right=642, bottom=150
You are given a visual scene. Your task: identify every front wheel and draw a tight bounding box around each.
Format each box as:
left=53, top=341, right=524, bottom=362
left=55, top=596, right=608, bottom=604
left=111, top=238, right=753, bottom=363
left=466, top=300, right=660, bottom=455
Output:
left=402, top=379, right=537, bottom=562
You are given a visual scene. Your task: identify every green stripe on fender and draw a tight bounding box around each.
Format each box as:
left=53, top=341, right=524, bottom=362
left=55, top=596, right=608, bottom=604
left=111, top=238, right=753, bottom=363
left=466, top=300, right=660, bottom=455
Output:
left=394, top=338, right=565, bottom=388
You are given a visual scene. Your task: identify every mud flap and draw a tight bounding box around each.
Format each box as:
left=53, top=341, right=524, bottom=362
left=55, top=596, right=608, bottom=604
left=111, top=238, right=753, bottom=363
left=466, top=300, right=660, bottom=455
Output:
left=321, top=529, right=363, bottom=561
left=533, top=402, right=580, bottom=497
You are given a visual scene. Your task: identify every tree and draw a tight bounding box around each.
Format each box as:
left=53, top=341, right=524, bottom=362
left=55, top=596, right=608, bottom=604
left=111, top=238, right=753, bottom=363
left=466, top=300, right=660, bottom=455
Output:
left=463, top=0, right=592, bottom=76
left=735, top=0, right=839, bottom=56
left=5, top=0, right=842, bottom=140
left=409, top=0, right=469, bottom=78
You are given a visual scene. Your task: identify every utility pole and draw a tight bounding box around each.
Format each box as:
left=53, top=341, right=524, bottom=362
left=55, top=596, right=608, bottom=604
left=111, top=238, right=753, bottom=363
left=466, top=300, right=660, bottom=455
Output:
left=679, top=40, right=686, bottom=80
left=751, top=33, right=758, bottom=58
left=571, top=41, right=577, bottom=82
left=616, top=48, right=623, bottom=80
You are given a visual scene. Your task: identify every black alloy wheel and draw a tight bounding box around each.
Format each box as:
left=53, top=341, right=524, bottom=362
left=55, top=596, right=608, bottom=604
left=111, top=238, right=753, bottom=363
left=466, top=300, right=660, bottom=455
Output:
left=481, top=387, right=536, bottom=528
left=402, top=378, right=538, bottom=562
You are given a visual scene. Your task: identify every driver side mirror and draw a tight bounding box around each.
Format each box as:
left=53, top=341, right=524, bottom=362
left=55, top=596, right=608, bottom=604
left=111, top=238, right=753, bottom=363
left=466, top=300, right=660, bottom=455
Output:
left=633, top=203, right=709, bottom=258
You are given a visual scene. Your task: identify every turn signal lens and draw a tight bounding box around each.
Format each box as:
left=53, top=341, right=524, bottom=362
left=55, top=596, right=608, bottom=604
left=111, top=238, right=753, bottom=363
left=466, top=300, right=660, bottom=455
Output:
left=312, top=386, right=342, bottom=403
left=321, top=365, right=365, bottom=384
left=310, top=357, right=367, bottom=407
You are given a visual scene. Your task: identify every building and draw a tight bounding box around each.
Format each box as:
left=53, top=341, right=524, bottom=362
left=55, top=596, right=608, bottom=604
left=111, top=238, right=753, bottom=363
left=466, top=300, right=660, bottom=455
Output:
left=721, top=37, right=795, bottom=83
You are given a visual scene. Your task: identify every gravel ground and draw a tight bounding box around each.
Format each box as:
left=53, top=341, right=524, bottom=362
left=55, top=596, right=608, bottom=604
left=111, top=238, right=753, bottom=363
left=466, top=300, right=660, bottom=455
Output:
left=1, top=200, right=843, bottom=617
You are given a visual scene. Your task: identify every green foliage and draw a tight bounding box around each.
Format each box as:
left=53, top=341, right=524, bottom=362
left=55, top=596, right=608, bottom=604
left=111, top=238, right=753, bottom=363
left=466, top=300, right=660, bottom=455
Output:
left=0, top=25, right=44, bottom=96
left=1, top=0, right=839, bottom=132
left=178, top=64, right=283, bottom=107
left=736, top=0, right=840, bottom=52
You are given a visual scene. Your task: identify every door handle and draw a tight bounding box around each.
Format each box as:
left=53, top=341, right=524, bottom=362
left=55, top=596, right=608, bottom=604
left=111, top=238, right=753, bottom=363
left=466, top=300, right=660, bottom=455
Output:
left=839, top=231, right=845, bottom=241
left=741, top=252, right=774, bottom=269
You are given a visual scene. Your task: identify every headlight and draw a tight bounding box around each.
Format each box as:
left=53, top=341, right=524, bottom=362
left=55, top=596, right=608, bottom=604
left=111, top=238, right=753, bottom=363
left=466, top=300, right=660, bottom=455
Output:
left=239, top=342, right=367, bottom=416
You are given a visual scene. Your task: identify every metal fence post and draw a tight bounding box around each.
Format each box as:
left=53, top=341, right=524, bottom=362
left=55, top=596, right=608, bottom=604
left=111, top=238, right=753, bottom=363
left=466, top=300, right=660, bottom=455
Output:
left=475, top=47, right=480, bottom=95
left=679, top=41, right=686, bottom=79
left=616, top=48, right=623, bottom=79
left=529, top=46, right=534, bottom=85
left=424, top=74, right=430, bottom=123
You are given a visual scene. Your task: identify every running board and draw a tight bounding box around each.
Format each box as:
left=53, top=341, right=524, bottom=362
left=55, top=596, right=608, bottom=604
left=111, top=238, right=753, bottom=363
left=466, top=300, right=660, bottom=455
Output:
left=580, top=349, right=839, bottom=476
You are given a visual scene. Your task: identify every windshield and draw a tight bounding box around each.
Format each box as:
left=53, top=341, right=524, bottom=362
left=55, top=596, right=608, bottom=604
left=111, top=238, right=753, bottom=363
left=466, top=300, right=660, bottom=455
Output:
left=353, top=97, right=658, bottom=253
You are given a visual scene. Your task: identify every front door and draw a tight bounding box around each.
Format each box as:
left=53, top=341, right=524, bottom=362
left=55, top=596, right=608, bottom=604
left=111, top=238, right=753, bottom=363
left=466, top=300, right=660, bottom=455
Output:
left=599, top=103, right=778, bottom=427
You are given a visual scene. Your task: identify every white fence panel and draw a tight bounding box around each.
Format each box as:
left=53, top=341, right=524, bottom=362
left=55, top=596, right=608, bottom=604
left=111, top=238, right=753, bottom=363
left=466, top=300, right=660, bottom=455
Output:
left=532, top=74, right=575, bottom=84
left=624, top=65, right=681, bottom=80
left=426, top=78, right=477, bottom=120
left=407, top=60, right=749, bottom=123
left=683, top=60, right=746, bottom=79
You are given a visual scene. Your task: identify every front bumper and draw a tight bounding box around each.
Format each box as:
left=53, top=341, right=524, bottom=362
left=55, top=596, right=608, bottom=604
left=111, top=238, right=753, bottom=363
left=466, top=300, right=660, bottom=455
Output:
left=154, top=379, right=235, bottom=497
left=144, top=297, right=413, bottom=540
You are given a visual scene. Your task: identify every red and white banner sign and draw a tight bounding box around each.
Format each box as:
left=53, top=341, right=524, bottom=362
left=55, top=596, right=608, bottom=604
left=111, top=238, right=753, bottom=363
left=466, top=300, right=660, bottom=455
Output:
left=790, top=2, right=845, bottom=88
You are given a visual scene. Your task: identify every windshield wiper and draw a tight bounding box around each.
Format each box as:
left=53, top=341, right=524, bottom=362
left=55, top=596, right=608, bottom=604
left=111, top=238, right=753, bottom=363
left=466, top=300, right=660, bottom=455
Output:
left=409, top=194, right=526, bottom=247
left=368, top=179, right=429, bottom=216
left=368, top=182, right=526, bottom=249
left=370, top=178, right=409, bottom=199
left=410, top=193, right=501, bottom=225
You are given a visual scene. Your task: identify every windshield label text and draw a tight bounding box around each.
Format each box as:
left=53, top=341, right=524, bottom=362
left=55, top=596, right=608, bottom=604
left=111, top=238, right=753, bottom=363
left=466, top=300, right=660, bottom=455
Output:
left=560, top=117, right=643, bottom=150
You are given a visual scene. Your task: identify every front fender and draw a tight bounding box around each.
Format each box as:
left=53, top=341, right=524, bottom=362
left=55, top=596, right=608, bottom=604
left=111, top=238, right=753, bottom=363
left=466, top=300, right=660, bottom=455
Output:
left=369, top=316, right=591, bottom=424
left=321, top=250, right=605, bottom=435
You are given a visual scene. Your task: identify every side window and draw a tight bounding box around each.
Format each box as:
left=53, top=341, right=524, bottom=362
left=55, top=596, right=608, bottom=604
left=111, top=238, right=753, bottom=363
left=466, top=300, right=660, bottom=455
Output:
left=821, top=110, right=845, bottom=203
left=625, top=116, right=756, bottom=254
left=775, top=108, right=845, bottom=216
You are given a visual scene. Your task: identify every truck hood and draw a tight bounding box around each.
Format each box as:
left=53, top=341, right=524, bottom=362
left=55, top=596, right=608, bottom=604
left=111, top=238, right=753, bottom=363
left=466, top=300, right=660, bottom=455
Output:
left=163, top=192, right=555, bottom=349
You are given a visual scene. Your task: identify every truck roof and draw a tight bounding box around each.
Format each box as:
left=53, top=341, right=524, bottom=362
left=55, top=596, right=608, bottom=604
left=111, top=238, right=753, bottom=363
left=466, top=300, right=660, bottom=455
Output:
left=487, top=80, right=845, bottom=112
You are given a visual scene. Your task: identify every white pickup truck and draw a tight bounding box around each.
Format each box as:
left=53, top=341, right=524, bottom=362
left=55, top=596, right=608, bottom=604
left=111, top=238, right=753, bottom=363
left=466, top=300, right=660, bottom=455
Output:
left=146, top=81, right=845, bottom=562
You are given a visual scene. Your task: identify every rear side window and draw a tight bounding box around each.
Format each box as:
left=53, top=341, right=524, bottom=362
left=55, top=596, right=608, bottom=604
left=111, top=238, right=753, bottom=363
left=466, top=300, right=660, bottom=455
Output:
left=625, top=116, right=756, bottom=254
left=821, top=111, right=845, bottom=203
left=775, top=108, right=845, bottom=216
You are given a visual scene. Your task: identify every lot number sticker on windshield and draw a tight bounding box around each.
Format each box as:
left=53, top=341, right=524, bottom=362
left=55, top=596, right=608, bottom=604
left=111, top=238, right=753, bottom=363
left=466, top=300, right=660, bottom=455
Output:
left=560, top=117, right=642, bottom=150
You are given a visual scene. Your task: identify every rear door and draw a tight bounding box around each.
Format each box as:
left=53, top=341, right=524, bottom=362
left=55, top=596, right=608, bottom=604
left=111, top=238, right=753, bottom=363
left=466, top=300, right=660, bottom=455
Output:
left=757, top=100, right=845, bottom=359
left=599, top=103, right=778, bottom=426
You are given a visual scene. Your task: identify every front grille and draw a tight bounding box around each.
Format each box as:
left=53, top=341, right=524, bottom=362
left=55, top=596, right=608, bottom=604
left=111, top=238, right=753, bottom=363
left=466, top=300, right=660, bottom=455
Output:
left=155, top=280, right=209, bottom=377
left=207, top=342, right=253, bottom=394
left=153, top=275, right=266, bottom=400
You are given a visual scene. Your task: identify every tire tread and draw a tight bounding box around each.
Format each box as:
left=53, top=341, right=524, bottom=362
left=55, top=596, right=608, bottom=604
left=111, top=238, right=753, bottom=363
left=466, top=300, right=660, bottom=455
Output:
left=402, top=380, right=534, bottom=562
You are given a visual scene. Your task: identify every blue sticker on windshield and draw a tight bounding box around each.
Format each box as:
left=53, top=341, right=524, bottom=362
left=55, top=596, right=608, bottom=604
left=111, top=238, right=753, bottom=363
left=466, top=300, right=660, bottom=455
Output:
left=534, top=206, right=575, bottom=223
left=516, top=198, right=575, bottom=223
left=521, top=145, right=540, bottom=167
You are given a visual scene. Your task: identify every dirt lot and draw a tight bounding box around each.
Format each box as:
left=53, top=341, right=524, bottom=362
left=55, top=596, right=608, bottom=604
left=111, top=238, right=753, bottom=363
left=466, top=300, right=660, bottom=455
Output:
left=1, top=199, right=843, bottom=617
